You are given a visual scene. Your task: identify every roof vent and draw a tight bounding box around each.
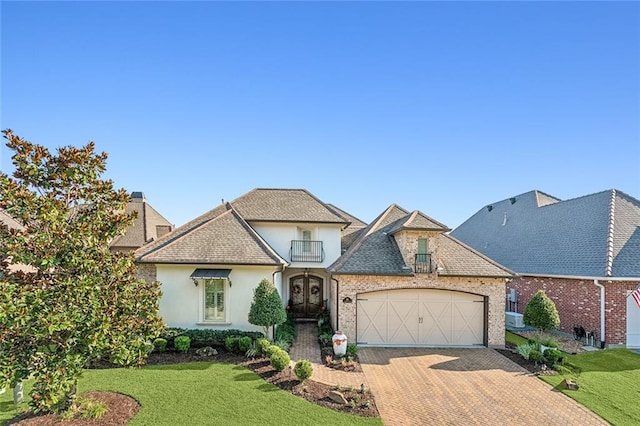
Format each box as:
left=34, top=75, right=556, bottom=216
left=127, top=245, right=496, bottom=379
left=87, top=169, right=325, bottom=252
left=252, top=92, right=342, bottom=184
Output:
left=510, top=197, right=517, bottom=204
left=131, top=191, right=145, bottom=201
left=487, top=205, right=493, bottom=212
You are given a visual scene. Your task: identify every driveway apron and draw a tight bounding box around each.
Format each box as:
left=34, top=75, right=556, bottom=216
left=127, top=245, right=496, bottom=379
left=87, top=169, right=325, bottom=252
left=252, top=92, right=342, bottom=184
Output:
left=358, top=348, right=608, bottom=426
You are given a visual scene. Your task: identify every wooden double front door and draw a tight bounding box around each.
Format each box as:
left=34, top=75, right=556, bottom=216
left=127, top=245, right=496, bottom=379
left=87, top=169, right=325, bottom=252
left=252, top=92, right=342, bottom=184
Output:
left=290, top=275, right=323, bottom=318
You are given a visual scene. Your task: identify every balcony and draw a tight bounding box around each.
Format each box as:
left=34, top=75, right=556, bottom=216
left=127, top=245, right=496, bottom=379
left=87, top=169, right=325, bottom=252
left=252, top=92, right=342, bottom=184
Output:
left=290, top=240, right=324, bottom=262
left=414, top=253, right=432, bottom=273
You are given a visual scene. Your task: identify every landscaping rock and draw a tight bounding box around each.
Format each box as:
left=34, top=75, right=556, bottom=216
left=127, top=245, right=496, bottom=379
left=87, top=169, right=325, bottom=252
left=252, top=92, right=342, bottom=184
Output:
left=196, top=347, right=218, bottom=357
left=329, top=390, right=348, bottom=405
left=561, top=378, right=579, bottom=390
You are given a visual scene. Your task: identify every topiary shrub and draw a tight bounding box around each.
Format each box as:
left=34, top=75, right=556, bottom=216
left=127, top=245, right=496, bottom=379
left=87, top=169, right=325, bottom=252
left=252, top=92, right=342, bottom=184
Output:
left=153, top=338, right=167, bottom=353
left=529, top=349, right=543, bottom=364
left=294, top=360, right=313, bottom=382
left=270, top=349, right=291, bottom=372
left=248, top=278, right=287, bottom=339
left=238, top=336, right=252, bottom=353
left=174, top=336, right=191, bottom=353
left=264, top=344, right=280, bottom=357
left=543, top=348, right=563, bottom=366
left=523, top=290, right=560, bottom=334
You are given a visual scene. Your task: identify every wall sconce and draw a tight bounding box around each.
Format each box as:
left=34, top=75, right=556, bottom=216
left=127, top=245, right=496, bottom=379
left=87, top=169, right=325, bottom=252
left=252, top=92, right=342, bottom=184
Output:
left=342, top=297, right=353, bottom=303
left=191, top=277, right=199, bottom=286
left=304, top=268, right=309, bottom=278
left=228, top=280, right=232, bottom=288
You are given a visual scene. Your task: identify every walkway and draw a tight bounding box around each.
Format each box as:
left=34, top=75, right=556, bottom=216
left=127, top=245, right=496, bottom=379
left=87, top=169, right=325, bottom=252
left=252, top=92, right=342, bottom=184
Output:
left=288, top=322, right=368, bottom=388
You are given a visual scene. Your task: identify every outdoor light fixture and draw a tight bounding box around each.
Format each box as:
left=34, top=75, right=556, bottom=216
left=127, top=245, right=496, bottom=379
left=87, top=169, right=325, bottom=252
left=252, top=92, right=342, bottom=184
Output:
left=304, top=268, right=309, bottom=278
left=191, top=277, right=199, bottom=286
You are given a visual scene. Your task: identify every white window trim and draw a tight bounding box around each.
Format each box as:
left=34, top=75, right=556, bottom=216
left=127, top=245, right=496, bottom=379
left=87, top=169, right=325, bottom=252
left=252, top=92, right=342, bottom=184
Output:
left=197, top=278, right=230, bottom=324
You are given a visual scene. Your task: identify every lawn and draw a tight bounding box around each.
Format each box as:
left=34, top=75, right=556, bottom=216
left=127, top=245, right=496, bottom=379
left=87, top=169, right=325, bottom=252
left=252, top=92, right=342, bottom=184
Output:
left=506, top=330, right=529, bottom=346
left=0, top=362, right=382, bottom=425
left=540, top=348, right=640, bottom=425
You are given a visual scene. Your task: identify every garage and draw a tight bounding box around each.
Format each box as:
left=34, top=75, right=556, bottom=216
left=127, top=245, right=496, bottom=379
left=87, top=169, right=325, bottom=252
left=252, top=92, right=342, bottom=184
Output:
left=356, top=289, right=486, bottom=346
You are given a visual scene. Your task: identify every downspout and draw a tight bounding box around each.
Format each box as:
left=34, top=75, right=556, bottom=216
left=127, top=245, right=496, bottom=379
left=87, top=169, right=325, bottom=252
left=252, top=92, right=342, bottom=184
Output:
left=331, top=277, right=339, bottom=331
left=593, top=279, right=605, bottom=348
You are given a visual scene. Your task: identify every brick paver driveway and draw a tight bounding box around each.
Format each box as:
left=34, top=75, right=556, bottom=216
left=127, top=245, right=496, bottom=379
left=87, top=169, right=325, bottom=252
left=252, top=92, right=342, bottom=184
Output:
left=358, top=348, right=608, bottom=425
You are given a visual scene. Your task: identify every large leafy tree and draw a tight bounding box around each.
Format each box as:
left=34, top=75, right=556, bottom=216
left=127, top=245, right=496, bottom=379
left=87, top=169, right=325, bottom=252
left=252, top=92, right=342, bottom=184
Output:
left=248, top=278, right=287, bottom=339
left=0, top=129, right=164, bottom=413
left=523, top=290, right=560, bottom=334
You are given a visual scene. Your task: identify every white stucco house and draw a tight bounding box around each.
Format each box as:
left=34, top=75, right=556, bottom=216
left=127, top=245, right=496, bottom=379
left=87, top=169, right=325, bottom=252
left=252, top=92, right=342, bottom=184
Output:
left=135, top=188, right=512, bottom=348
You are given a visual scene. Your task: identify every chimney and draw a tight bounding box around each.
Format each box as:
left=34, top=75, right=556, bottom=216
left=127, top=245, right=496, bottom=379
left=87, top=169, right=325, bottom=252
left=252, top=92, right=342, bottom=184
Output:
left=130, top=191, right=146, bottom=202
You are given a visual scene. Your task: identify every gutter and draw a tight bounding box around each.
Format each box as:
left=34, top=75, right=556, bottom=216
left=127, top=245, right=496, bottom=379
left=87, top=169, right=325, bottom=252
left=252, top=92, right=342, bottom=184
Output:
left=593, top=279, right=606, bottom=348
left=520, top=273, right=640, bottom=282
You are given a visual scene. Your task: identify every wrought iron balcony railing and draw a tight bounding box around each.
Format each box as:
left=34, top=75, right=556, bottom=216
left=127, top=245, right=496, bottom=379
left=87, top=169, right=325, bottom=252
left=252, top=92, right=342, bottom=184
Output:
left=414, top=253, right=433, bottom=273
left=290, top=240, right=324, bottom=262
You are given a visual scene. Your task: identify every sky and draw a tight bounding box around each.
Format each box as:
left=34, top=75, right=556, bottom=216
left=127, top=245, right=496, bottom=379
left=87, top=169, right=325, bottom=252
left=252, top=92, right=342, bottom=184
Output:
left=1, top=1, right=639, bottom=230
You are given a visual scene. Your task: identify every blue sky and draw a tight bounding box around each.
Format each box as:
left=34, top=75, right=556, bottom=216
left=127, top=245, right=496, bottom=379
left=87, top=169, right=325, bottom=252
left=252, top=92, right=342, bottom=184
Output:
left=1, top=1, right=639, bottom=229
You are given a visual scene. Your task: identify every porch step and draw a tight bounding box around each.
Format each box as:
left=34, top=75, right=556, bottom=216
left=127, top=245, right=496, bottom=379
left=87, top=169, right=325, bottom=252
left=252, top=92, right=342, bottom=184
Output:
left=294, top=318, right=318, bottom=323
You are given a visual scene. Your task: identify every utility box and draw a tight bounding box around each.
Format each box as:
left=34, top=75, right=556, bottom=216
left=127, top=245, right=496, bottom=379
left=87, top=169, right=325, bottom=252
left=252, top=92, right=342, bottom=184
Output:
left=505, top=312, right=524, bottom=328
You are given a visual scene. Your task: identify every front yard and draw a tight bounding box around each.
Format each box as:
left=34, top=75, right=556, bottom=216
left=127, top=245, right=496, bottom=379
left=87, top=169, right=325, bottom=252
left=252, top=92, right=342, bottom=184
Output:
left=1, top=362, right=381, bottom=425
left=540, top=348, right=640, bottom=425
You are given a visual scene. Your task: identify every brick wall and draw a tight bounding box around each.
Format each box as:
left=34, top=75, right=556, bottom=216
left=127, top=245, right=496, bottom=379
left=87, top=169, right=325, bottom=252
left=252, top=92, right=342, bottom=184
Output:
left=335, top=274, right=505, bottom=348
left=136, top=263, right=157, bottom=284
left=508, top=276, right=640, bottom=346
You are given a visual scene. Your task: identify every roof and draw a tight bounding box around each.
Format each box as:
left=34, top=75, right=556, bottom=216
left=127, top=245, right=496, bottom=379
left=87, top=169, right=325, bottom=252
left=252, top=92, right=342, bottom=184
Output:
left=110, top=193, right=174, bottom=249
left=0, top=208, right=25, bottom=231
left=451, top=189, right=640, bottom=278
left=328, top=204, right=512, bottom=277
left=136, top=205, right=287, bottom=265
left=326, top=203, right=369, bottom=251
left=231, top=188, right=348, bottom=224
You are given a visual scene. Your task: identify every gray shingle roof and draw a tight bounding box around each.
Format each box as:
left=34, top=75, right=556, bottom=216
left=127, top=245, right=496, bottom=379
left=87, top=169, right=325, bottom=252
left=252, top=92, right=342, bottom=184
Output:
left=326, top=204, right=368, bottom=229
left=451, top=189, right=640, bottom=278
left=110, top=196, right=174, bottom=249
left=231, top=188, right=348, bottom=224
left=329, top=204, right=512, bottom=277
left=136, top=205, right=286, bottom=265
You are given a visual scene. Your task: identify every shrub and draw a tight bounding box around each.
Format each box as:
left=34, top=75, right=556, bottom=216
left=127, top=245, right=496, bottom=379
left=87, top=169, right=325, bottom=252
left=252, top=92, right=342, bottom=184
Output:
left=245, top=341, right=259, bottom=358
left=523, top=290, right=560, bottom=333
left=346, top=343, right=359, bottom=357
left=238, top=336, right=252, bottom=353
left=539, top=336, right=559, bottom=348
left=293, top=360, right=313, bottom=382
left=319, top=332, right=333, bottom=347
left=515, top=343, right=536, bottom=360
left=174, top=336, right=191, bottom=353
left=264, top=344, right=280, bottom=357
left=224, top=337, right=239, bottom=353
left=529, top=349, right=543, bottom=364
left=256, top=338, right=271, bottom=356
left=162, top=329, right=263, bottom=348
left=153, top=338, right=167, bottom=353
left=543, top=348, right=563, bottom=365
left=270, top=349, right=291, bottom=372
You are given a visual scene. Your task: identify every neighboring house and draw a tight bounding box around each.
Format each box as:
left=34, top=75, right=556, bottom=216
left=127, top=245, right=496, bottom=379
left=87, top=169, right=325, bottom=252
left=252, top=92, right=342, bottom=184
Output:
left=135, top=188, right=512, bottom=348
left=0, top=208, right=25, bottom=232
left=451, top=189, right=640, bottom=349
left=110, top=192, right=174, bottom=251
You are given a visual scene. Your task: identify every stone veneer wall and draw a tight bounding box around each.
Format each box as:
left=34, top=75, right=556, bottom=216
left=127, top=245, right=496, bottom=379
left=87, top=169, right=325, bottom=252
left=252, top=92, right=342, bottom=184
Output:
left=335, top=274, right=506, bottom=348
left=508, top=276, right=640, bottom=346
left=136, top=263, right=157, bottom=284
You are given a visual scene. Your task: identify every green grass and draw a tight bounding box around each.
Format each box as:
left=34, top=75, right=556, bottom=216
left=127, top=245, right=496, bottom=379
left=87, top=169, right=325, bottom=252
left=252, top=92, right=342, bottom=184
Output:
left=1, top=362, right=381, bottom=426
left=506, top=331, right=529, bottom=346
left=540, top=348, right=640, bottom=425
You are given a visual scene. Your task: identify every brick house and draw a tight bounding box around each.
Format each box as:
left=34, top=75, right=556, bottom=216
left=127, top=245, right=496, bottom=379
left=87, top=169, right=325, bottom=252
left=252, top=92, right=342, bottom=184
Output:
left=135, top=188, right=512, bottom=347
left=451, top=189, right=640, bottom=348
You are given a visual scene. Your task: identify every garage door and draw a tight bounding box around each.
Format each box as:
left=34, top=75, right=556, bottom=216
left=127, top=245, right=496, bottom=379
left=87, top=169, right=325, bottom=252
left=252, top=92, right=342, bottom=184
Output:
left=356, top=289, right=485, bottom=346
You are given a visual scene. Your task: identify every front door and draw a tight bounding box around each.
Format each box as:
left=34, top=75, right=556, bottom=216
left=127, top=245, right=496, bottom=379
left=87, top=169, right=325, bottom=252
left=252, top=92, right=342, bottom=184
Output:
left=290, top=275, right=323, bottom=318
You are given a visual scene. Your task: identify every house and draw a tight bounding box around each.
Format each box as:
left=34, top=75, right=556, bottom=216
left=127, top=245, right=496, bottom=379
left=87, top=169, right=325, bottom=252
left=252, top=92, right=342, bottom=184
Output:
left=110, top=192, right=174, bottom=251
left=451, top=189, right=640, bottom=349
left=135, top=188, right=512, bottom=347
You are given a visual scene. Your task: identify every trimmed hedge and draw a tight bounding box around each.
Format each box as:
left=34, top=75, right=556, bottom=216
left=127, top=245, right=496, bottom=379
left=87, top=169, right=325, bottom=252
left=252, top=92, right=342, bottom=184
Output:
left=159, top=328, right=264, bottom=348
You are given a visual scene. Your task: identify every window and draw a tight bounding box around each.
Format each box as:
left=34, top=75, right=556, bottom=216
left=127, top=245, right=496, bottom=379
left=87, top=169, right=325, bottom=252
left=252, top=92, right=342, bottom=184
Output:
left=417, top=239, right=429, bottom=263
left=302, top=229, right=312, bottom=252
left=204, top=279, right=225, bottom=321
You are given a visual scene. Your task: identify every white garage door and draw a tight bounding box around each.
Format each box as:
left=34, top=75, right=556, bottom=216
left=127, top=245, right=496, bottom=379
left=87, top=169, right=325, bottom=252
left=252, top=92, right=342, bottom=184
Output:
left=627, top=291, right=640, bottom=349
left=356, top=289, right=485, bottom=346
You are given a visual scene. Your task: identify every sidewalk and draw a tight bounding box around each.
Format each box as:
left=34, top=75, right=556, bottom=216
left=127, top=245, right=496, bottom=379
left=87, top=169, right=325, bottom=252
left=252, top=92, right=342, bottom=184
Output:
left=288, top=322, right=368, bottom=388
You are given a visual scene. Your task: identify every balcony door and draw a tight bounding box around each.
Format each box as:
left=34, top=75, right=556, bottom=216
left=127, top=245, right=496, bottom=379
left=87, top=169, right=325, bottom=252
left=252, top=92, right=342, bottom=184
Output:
left=290, top=275, right=323, bottom=318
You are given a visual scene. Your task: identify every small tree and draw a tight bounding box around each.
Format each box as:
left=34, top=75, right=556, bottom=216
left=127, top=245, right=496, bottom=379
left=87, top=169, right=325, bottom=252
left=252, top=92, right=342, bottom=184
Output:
left=523, top=290, right=560, bottom=335
left=248, top=278, right=287, bottom=339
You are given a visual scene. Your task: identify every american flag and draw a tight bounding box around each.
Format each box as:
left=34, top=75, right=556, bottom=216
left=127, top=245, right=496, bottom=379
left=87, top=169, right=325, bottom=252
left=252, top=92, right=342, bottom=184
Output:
left=631, top=288, right=640, bottom=309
